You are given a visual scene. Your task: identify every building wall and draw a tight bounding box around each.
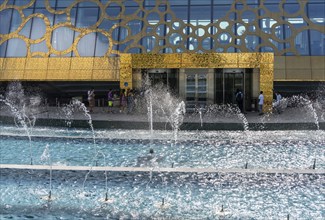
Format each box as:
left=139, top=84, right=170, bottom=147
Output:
left=0, top=0, right=324, bottom=58
left=0, top=0, right=324, bottom=98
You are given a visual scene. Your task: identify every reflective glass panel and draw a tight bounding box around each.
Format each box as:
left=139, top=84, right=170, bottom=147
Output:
left=6, top=38, right=27, bottom=57
left=310, top=30, right=325, bottom=55
left=308, top=3, right=325, bottom=25
left=0, top=9, right=12, bottom=34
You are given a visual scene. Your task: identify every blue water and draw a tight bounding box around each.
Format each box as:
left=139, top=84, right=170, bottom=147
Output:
left=0, top=126, right=324, bottom=219
left=1, top=169, right=324, bottom=219
left=0, top=129, right=324, bottom=169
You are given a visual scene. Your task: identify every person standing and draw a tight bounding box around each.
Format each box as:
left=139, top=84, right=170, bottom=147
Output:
left=107, top=89, right=113, bottom=113
left=258, top=91, right=264, bottom=115
left=235, top=89, right=244, bottom=113
left=127, top=89, right=135, bottom=114
left=119, top=89, right=127, bottom=113
left=87, top=87, right=95, bottom=113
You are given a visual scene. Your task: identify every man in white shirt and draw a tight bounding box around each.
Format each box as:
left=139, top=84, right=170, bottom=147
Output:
left=258, top=91, right=264, bottom=115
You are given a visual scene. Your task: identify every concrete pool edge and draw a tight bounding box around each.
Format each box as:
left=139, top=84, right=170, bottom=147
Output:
left=1, top=116, right=324, bottom=130
left=1, top=164, right=324, bottom=174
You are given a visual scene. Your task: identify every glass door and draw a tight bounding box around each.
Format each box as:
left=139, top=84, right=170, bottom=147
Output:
left=224, top=72, right=244, bottom=104
left=186, top=73, right=207, bottom=112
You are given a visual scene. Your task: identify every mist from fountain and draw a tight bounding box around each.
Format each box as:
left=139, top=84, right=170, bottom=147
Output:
left=40, top=144, right=53, bottom=201
left=288, top=95, right=320, bottom=130
left=60, top=99, right=110, bottom=199
left=0, top=82, right=42, bottom=165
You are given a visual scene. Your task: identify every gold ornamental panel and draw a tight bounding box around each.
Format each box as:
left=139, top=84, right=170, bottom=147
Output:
left=47, top=70, right=70, bottom=80
left=3, top=58, right=26, bottom=70
left=0, top=58, right=4, bottom=70
left=1, top=70, right=24, bottom=80
left=71, top=58, right=94, bottom=70
left=120, top=54, right=133, bottom=89
left=24, top=70, right=47, bottom=80
left=25, top=58, right=48, bottom=70
left=69, top=70, right=93, bottom=80
left=163, top=54, right=182, bottom=68
left=48, top=58, right=71, bottom=70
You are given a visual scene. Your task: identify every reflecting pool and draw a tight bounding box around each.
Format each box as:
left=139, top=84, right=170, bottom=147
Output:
left=0, top=126, right=324, bottom=219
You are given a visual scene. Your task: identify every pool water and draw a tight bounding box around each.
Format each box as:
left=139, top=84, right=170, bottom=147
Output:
left=0, top=169, right=324, bottom=219
left=0, top=126, right=324, bottom=219
left=0, top=127, right=324, bottom=169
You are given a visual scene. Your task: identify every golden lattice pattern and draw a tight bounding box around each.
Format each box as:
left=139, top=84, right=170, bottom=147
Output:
left=0, top=0, right=324, bottom=57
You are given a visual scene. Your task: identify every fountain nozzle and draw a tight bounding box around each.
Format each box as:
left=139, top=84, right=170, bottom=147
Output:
left=312, top=159, right=316, bottom=169
left=105, top=192, right=108, bottom=201
left=287, top=214, right=289, bottom=220
left=30, top=158, right=33, bottom=165
left=48, top=190, right=51, bottom=200
left=171, top=162, right=174, bottom=168
left=220, top=205, right=224, bottom=212
left=162, top=198, right=165, bottom=206
left=245, top=162, right=248, bottom=169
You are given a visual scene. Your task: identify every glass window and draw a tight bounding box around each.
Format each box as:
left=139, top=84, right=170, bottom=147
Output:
left=34, top=8, right=54, bottom=26
left=260, top=17, right=284, bottom=51
left=8, top=9, right=22, bottom=34
left=106, top=5, right=121, bottom=18
left=292, top=30, right=310, bottom=55
left=213, top=5, right=232, bottom=25
left=308, top=3, right=325, bottom=25
left=51, top=27, right=74, bottom=54
left=77, top=33, right=96, bottom=56
left=31, top=41, right=48, bottom=54
left=6, top=38, right=27, bottom=57
left=35, top=0, right=56, bottom=8
left=12, top=0, right=32, bottom=6
left=95, top=32, right=109, bottom=56
left=168, top=0, right=189, bottom=6
left=0, top=9, right=13, bottom=35
left=191, top=0, right=211, bottom=5
left=310, top=30, right=325, bottom=55
left=17, top=9, right=33, bottom=38
left=57, top=0, right=75, bottom=8
left=142, top=36, right=156, bottom=52
left=127, top=19, right=143, bottom=36
left=284, top=3, right=300, bottom=14
left=0, top=41, right=7, bottom=57
left=169, top=5, right=188, bottom=23
left=30, top=17, right=46, bottom=40
left=213, top=0, right=234, bottom=5
left=190, top=5, right=211, bottom=50
left=76, top=8, right=99, bottom=28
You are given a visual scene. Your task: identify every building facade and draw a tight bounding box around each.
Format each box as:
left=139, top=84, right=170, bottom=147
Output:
left=0, top=0, right=324, bottom=111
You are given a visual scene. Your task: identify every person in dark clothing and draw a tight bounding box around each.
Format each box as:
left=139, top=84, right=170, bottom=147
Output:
left=235, top=89, right=244, bottom=113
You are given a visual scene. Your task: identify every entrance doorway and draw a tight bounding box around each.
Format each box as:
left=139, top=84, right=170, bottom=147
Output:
left=185, top=72, right=207, bottom=112
left=215, top=68, right=253, bottom=112
left=143, top=69, right=179, bottom=95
